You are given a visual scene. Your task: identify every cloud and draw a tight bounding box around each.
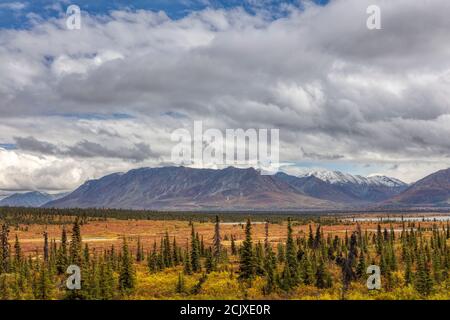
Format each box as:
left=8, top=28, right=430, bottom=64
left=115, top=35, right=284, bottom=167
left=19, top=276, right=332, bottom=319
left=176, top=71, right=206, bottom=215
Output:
left=0, top=147, right=139, bottom=192
left=300, top=147, right=344, bottom=161
left=14, top=136, right=60, bottom=155
left=1, top=0, right=450, bottom=188
left=66, top=140, right=157, bottom=162
left=0, top=2, right=27, bottom=11
left=14, top=136, right=157, bottom=162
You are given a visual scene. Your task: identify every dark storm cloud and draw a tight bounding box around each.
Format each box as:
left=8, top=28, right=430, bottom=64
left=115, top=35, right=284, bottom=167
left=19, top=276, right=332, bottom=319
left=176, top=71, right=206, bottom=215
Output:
left=15, top=136, right=60, bottom=154
left=66, top=140, right=157, bottom=162
left=14, top=136, right=156, bottom=162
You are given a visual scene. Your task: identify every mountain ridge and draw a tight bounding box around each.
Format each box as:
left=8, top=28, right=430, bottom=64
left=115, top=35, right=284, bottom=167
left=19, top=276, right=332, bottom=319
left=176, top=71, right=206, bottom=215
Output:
left=44, top=166, right=408, bottom=210
left=298, top=170, right=407, bottom=187
left=45, top=166, right=340, bottom=210
left=383, top=168, right=450, bottom=208
left=0, top=191, right=68, bottom=207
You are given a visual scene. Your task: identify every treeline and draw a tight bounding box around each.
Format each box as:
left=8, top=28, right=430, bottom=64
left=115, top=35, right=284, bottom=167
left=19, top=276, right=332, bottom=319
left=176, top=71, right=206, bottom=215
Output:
left=0, top=208, right=90, bottom=226
left=0, top=207, right=344, bottom=225
left=0, top=218, right=449, bottom=299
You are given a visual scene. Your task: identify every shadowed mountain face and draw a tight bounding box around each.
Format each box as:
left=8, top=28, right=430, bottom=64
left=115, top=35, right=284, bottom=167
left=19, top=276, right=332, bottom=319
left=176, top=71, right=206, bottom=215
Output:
left=385, top=168, right=450, bottom=207
left=0, top=191, right=67, bottom=207
left=44, top=167, right=338, bottom=210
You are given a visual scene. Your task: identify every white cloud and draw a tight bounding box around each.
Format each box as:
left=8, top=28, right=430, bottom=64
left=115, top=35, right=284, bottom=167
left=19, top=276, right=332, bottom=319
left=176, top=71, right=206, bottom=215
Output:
left=0, top=2, right=27, bottom=11
left=1, top=0, right=450, bottom=190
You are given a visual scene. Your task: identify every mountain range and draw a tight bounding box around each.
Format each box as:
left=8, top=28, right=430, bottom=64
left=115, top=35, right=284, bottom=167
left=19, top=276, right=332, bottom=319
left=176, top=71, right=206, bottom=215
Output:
left=0, top=191, right=68, bottom=208
left=281, top=170, right=407, bottom=204
left=42, top=166, right=408, bottom=210
left=44, top=167, right=336, bottom=210
left=2, top=166, right=449, bottom=210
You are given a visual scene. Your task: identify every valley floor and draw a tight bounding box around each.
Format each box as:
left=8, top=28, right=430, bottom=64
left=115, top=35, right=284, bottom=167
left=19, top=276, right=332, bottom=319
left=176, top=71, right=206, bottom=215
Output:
left=0, top=211, right=449, bottom=300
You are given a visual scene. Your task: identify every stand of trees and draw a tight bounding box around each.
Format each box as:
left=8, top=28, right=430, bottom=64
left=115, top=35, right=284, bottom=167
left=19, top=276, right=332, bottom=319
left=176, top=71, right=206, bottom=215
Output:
left=0, top=206, right=351, bottom=225
left=0, top=214, right=449, bottom=299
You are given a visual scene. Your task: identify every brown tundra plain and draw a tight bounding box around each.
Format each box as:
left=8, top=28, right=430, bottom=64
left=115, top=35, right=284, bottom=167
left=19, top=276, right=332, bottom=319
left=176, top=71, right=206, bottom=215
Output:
left=0, top=208, right=449, bottom=300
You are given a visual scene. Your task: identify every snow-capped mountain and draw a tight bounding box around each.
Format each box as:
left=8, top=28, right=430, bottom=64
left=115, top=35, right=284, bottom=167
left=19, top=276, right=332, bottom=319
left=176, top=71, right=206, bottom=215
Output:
left=365, top=174, right=406, bottom=188
left=295, top=170, right=408, bottom=203
left=300, top=170, right=407, bottom=188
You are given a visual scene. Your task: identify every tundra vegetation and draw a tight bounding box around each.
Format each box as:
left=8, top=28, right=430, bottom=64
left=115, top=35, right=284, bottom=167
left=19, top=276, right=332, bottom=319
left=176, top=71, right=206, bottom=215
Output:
left=0, top=207, right=449, bottom=300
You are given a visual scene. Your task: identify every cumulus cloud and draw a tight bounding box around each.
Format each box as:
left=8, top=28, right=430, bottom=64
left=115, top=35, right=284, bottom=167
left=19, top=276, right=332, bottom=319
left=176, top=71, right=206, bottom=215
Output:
left=1, top=0, right=450, bottom=189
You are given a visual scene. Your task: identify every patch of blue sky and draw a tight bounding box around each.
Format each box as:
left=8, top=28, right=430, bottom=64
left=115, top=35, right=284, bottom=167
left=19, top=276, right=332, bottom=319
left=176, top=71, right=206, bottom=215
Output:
left=0, top=0, right=330, bottom=29
left=0, top=143, right=17, bottom=150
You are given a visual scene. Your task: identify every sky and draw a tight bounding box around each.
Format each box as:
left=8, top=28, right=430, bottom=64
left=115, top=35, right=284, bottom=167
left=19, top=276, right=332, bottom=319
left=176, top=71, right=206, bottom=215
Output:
left=1, top=0, right=450, bottom=193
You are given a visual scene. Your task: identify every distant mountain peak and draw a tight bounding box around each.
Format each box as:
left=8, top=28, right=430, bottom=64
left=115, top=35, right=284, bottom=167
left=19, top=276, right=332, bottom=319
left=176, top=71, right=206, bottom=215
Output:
left=385, top=167, right=450, bottom=207
left=0, top=191, right=52, bottom=208
left=0, top=191, right=70, bottom=208
left=298, top=170, right=406, bottom=187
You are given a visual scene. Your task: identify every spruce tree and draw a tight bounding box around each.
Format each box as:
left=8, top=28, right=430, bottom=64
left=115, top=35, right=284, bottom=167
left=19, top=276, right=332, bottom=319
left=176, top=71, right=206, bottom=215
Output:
left=57, top=226, right=68, bottom=274
left=307, top=225, right=314, bottom=248
left=239, top=219, right=255, bottom=280
left=315, top=258, right=332, bottom=289
left=205, top=248, right=214, bottom=273
left=13, top=234, right=22, bottom=269
left=173, top=237, right=179, bottom=265
left=213, top=215, right=221, bottom=264
left=299, top=253, right=314, bottom=285
left=414, top=252, right=433, bottom=296
left=36, top=262, right=53, bottom=300
left=356, top=250, right=366, bottom=280
left=43, top=231, right=49, bottom=263
left=230, top=235, right=237, bottom=256
left=118, top=238, right=136, bottom=295
left=148, top=241, right=158, bottom=273
left=1, top=224, right=10, bottom=273
left=277, top=243, right=285, bottom=263
left=404, top=248, right=413, bottom=285
left=283, top=218, right=299, bottom=287
left=431, top=248, right=442, bottom=284
left=376, top=224, right=383, bottom=255
left=183, top=249, right=192, bottom=275
left=255, top=241, right=265, bottom=275
left=279, top=262, right=292, bottom=291
left=190, top=225, right=201, bottom=272
left=99, top=257, right=115, bottom=300
left=0, top=274, right=12, bottom=300
left=69, top=219, right=82, bottom=266
left=83, top=243, right=90, bottom=266
left=313, top=225, right=321, bottom=249
left=176, top=272, right=186, bottom=294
